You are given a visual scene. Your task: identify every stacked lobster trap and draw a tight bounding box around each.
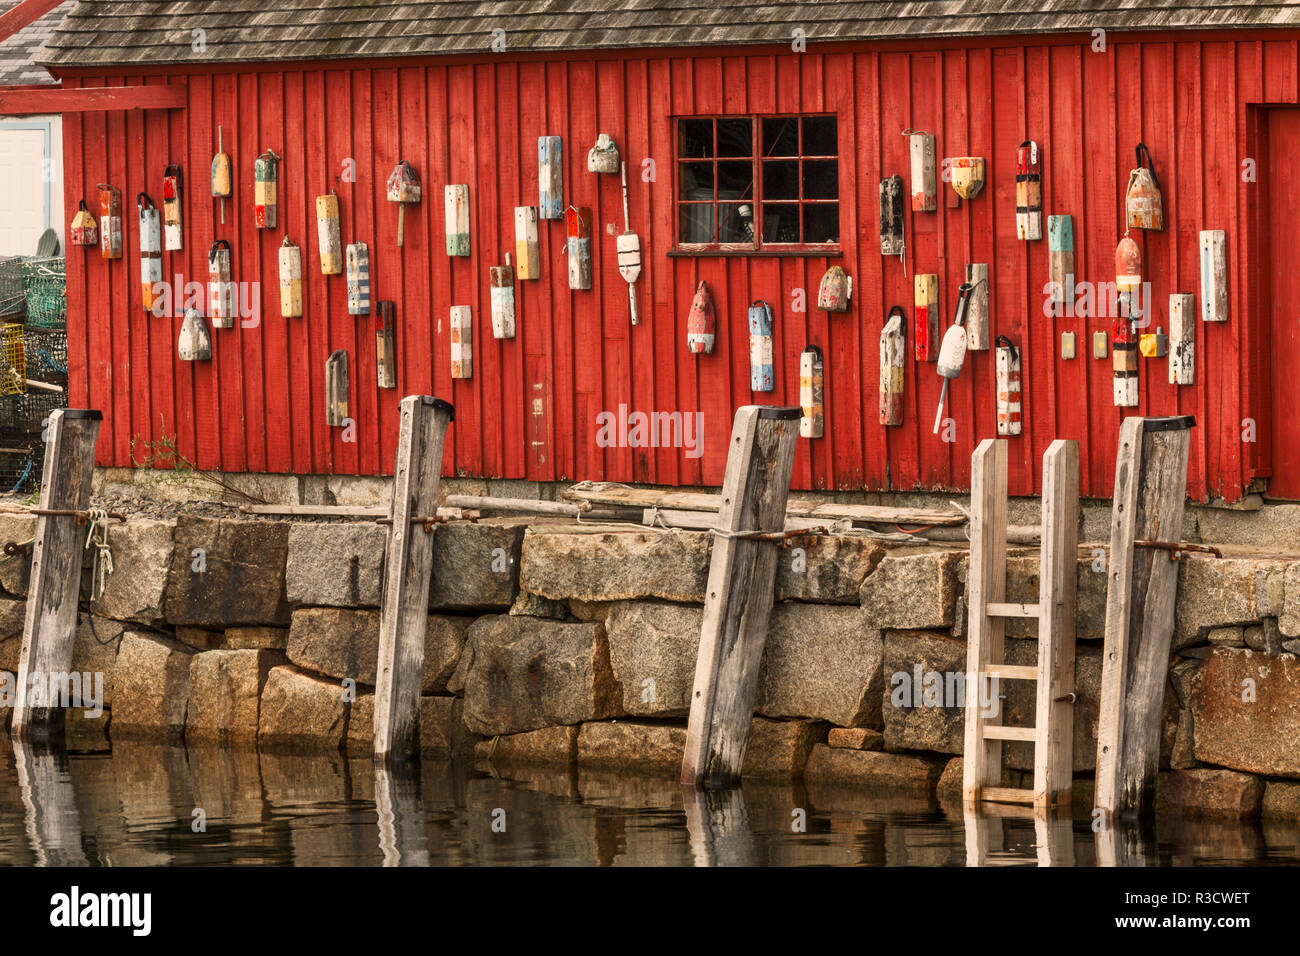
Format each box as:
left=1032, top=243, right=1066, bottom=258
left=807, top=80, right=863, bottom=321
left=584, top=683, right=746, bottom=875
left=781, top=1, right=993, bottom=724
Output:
left=0, top=255, right=68, bottom=494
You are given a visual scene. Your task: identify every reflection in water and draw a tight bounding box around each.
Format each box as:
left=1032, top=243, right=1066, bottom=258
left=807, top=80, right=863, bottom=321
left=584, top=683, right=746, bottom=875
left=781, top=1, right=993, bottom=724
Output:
left=0, top=739, right=1294, bottom=866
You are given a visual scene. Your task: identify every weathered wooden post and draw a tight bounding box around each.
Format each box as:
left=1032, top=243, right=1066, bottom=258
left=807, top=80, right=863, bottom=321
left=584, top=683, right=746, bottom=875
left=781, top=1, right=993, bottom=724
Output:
left=681, top=405, right=800, bottom=788
left=1095, top=415, right=1194, bottom=821
left=374, top=396, right=455, bottom=761
left=10, top=409, right=102, bottom=742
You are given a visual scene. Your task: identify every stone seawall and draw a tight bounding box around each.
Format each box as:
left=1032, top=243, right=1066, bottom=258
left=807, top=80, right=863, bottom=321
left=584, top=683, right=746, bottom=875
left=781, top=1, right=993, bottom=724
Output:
left=1, top=510, right=1298, bottom=822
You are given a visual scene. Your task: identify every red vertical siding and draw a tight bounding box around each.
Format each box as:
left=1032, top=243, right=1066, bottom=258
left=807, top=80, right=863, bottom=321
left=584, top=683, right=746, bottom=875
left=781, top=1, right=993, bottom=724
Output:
left=59, top=33, right=1299, bottom=501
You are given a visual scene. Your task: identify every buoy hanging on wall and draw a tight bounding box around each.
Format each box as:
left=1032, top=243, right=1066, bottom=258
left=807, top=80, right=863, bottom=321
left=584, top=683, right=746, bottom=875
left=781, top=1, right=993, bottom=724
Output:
left=1112, top=316, right=1139, bottom=407
left=1169, top=293, right=1195, bottom=385
left=207, top=239, right=234, bottom=328
left=376, top=301, right=397, bottom=390
left=162, top=165, right=183, bottom=250
left=1139, top=327, right=1168, bottom=358
left=490, top=256, right=516, bottom=339
left=879, top=306, right=905, bottom=427
left=538, top=136, right=563, bottom=219
left=903, top=129, right=937, bottom=212
left=325, top=350, right=348, bottom=426
left=686, top=280, right=715, bottom=355
left=995, top=335, right=1022, bottom=436
left=879, top=175, right=905, bottom=264
left=965, top=263, right=989, bottom=351
left=567, top=205, right=592, bottom=290
left=254, top=149, right=279, bottom=229
left=587, top=133, right=619, bottom=174
left=949, top=157, right=986, bottom=200
left=1125, top=143, right=1163, bottom=231
left=450, top=306, right=473, bottom=380
left=278, top=236, right=302, bottom=318
left=748, top=300, right=774, bottom=392
left=914, top=273, right=938, bottom=362
left=137, top=193, right=161, bottom=313
left=316, top=192, right=342, bottom=275
left=514, top=206, right=540, bottom=280
left=97, top=183, right=121, bottom=260
left=386, top=160, right=420, bottom=248
left=445, top=184, right=470, bottom=257
left=178, top=308, right=211, bottom=362
left=210, top=125, right=231, bottom=225
left=817, top=266, right=851, bottom=312
left=1200, top=230, right=1227, bottom=323
left=1048, top=215, right=1074, bottom=309
left=1116, top=233, right=1143, bottom=317
left=71, top=200, right=97, bottom=248
left=1016, top=140, right=1041, bottom=240
left=800, top=345, right=824, bottom=439
left=346, top=241, right=371, bottom=316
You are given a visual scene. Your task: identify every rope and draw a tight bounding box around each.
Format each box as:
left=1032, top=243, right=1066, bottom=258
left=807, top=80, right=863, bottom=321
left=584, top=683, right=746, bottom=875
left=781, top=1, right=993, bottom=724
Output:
left=83, top=508, right=115, bottom=601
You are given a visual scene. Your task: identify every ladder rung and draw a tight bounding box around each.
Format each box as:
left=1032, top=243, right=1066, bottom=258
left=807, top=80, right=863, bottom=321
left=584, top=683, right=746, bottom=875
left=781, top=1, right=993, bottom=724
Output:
left=980, top=786, right=1036, bottom=805
left=981, top=725, right=1036, bottom=742
left=985, top=664, right=1037, bottom=681
left=986, top=601, right=1040, bottom=618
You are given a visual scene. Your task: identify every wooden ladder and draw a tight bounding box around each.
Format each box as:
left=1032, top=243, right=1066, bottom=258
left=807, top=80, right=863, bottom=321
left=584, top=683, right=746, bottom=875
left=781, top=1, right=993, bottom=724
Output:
left=963, top=438, right=1078, bottom=810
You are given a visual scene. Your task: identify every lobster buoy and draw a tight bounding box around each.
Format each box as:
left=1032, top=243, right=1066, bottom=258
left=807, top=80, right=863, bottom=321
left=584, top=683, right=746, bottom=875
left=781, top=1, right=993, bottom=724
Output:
left=914, top=273, right=938, bottom=362
left=686, top=280, right=715, bottom=354
left=1169, top=294, right=1195, bottom=386
left=879, top=175, right=904, bottom=261
left=137, top=193, right=161, bottom=313
left=817, top=266, right=851, bottom=312
left=71, top=200, right=97, bottom=248
left=97, top=183, right=122, bottom=259
left=949, top=156, right=986, bottom=200
left=800, top=345, right=824, bottom=439
left=450, top=306, right=472, bottom=379
left=1116, top=233, right=1142, bottom=308
left=207, top=239, right=234, bottom=329
left=587, top=133, right=620, bottom=174
left=254, top=149, right=279, bottom=229
left=1048, top=214, right=1074, bottom=309
left=386, top=160, right=421, bottom=248
left=748, top=300, right=774, bottom=392
left=904, top=129, right=936, bottom=212
left=538, top=136, right=563, bottom=219
left=346, top=242, right=371, bottom=316
left=162, top=165, right=183, bottom=250
left=514, top=206, right=540, bottom=280
left=178, top=308, right=211, bottom=362
left=1125, top=143, right=1163, bottom=231
left=278, top=236, right=302, bottom=318
left=1016, top=140, right=1041, bottom=240
left=376, top=301, right=397, bottom=390
left=567, top=205, right=592, bottom=290
left=445, top=184, right=470, bottom=257
left=490, top=257, right=516, bottom=339
left=995, top=335, right=1022, bottom=436
left=1200, top=230, right=1227, bottom=323
left=879, top=306, right=905, bottom=426
left=316, top=192, right=342, bottom=275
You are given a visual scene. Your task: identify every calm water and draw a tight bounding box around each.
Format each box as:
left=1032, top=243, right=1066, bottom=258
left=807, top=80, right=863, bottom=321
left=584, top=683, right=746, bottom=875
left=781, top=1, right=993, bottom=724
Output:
left=0, top=740, right=1296, bottom=866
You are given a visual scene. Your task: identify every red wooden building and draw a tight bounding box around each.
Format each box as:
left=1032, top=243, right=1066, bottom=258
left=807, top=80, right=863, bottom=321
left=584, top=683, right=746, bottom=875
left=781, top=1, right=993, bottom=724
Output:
left=10, top=1, right=1300, bottom=501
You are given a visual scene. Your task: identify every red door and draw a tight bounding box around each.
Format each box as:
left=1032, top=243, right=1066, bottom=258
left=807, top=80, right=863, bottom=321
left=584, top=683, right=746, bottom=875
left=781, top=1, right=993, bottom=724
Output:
left=1268, top=109, right=1300, bottom=498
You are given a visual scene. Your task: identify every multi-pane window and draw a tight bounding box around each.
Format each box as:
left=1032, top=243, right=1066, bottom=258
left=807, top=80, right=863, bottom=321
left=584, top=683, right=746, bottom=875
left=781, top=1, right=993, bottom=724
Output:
left=676, top=114, right=839, bottom=251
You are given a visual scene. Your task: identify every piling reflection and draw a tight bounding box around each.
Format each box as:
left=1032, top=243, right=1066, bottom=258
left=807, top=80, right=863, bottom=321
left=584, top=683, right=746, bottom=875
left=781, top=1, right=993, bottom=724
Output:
left=0, top=738, right=1291, bottom=866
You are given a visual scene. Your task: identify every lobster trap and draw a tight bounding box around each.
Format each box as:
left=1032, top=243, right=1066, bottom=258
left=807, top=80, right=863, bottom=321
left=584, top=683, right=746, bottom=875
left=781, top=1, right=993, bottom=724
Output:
left=0, top=427, right=41, bottom=495
left=22, top=324, right=67, bottom=381
left=1, top=323, right=26, bottom=395
left=0, top=257, right=24, bottom=322
left=21, top=256, right=66, bottom=329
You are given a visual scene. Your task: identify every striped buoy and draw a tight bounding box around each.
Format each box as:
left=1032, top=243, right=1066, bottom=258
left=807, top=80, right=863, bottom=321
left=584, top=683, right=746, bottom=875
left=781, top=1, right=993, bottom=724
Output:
left=137, top=193, right=161, bottom=313
left=748, top=300, right=774, bottom=392
left=995, top=335, right=1022, bottom=435
left=686, top=280, right=715, bottom=354
left=207, top=239, right=233, bottom=329
left=800, top=345, right=824, bottom=438
left=450, top=305, right=472, bottom=379
left=346, top=241, right=371, bottom=315
left=278, top=236, right=302, bottom=318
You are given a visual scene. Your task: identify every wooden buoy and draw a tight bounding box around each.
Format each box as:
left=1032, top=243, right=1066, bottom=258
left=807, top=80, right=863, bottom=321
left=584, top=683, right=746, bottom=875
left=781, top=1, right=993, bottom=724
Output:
left=1112, top=314, right=1139, bottom=407
left=177, top=307, right=211, bottom=361
left=444, top=184, right=469, bottom=256
left=995, top=335, right=1022, bottom=436
left=538, top=136, right=563, bottom=219
left=70, top=200, right=97, bottom=247
left=210, top=125, right=231, bottom=226
left=949, top=156, right=986, bottom=200
left=316, top=192, right=342, bottom=275
left=933, top=282, right=974, bottom=433
left=914, top=273, right=938, bottom=362
left=1169, top=293, right=1195, bottom=385
left=566, top=205, right=592, bottom=290
left=965, top=263, right=990, bottom=351
left=587, top=133, right=619, bottom=174
left=879, top=306, right=905, bottom=426
left=686, top=280, right=715, bottom=354
left=386, top=160, right=420, bottom=248
left=879, top=174, right=905, bottom=263
left=800, top=345, right=824, bottom=439
left=376, top=301, right=397, bottom=389
left=748, top=300, right=774, bottom=392
left=97, top=183, right=121, bottom=260
left=325, top=349, right=348, bottom=426
left=254, top=148, right=279, bottom=229
left=514, top=206, right=540, bottom=279
left=136, top=193, right=161, bottom=313
left=904, top=129, right=937, bottom=211
left=346, top=241, right=371, bottom=316
left=817, top=266, right=851, bottom=312
left=450, top=305, right=472, bottom=379
left=207, top=239, right=233, bottom=329
left=617, top=161, right=642, bottom=326
left=1125, top=143, right=1163, bottom=231
left=1048, top=214, right=1074, bottom=308
left=278, top=236, right=302, bottom=318
left=1200, top=230, right=1227, bottom=322
left=1016, top=140, right=1042, bottom=240
left=490, top=256, right=516, bottom=339
left=162, top=164, right=183, bottom=250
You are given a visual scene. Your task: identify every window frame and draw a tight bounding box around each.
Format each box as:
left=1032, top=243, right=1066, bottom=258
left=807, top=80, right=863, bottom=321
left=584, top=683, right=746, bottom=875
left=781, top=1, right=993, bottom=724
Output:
left=671, top=112, right=843, bottom=258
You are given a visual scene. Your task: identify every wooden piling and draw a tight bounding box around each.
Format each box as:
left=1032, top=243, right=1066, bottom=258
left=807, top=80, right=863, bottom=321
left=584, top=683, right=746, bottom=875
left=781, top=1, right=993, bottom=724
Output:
left=374, top=396, right=455, bottom=761
left=681, top=405, right=800, bottom=788
left=1095, top=415, right=1194, bottom=820
left=11, top=409, right=103, bottom=741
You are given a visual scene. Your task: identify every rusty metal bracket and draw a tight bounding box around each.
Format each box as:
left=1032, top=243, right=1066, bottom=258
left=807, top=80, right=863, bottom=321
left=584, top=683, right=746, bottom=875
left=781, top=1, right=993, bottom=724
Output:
left=1133, top=539, right=1222, bottom=562
left=375, top=513, right=478, bottom=534
left=25, top=508, right=126, bottom=525
left=2, top=540, right=31, bottom=556
left=714, top=525, right=833, bottom=547
left=1054, top=692, right=1077, bottom=704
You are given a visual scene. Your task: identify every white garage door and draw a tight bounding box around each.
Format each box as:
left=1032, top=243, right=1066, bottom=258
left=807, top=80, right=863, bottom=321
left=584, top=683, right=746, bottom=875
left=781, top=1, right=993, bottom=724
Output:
left=0, top=124, right=50, bottom=256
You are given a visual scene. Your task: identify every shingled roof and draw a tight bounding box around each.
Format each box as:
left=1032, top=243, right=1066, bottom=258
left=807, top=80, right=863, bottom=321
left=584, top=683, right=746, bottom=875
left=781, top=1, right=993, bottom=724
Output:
left=0, top=0, right=69, bottom=84
left=38, top=0, right=1300, bottom=69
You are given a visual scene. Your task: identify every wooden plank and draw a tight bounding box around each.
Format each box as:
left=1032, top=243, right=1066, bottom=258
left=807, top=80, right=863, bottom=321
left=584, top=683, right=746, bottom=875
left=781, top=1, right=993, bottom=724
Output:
left=980, top=786, right=1034, bottom=805
left=1095, top=416, right=1193, bottom=820
left=11, top=742, right=89, bottom=866
left=986, top=601, right=1039, bottom=618
left=986, top=664, right=1037, bottom=681
left=1035, top=439, right=1079, bottom=809
left=681, top=406, right=800, bottom=787
left=982, top=725, right=1036, bottom=742
left=374, top=396, right=455, bottom=761
left=0, top=84, right=187, bottom=116
left=11, top=410, right=103, bottom=741
left=963, top=438, right=1008, bottom=806
left=642, top=508, right=850, bottom=534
